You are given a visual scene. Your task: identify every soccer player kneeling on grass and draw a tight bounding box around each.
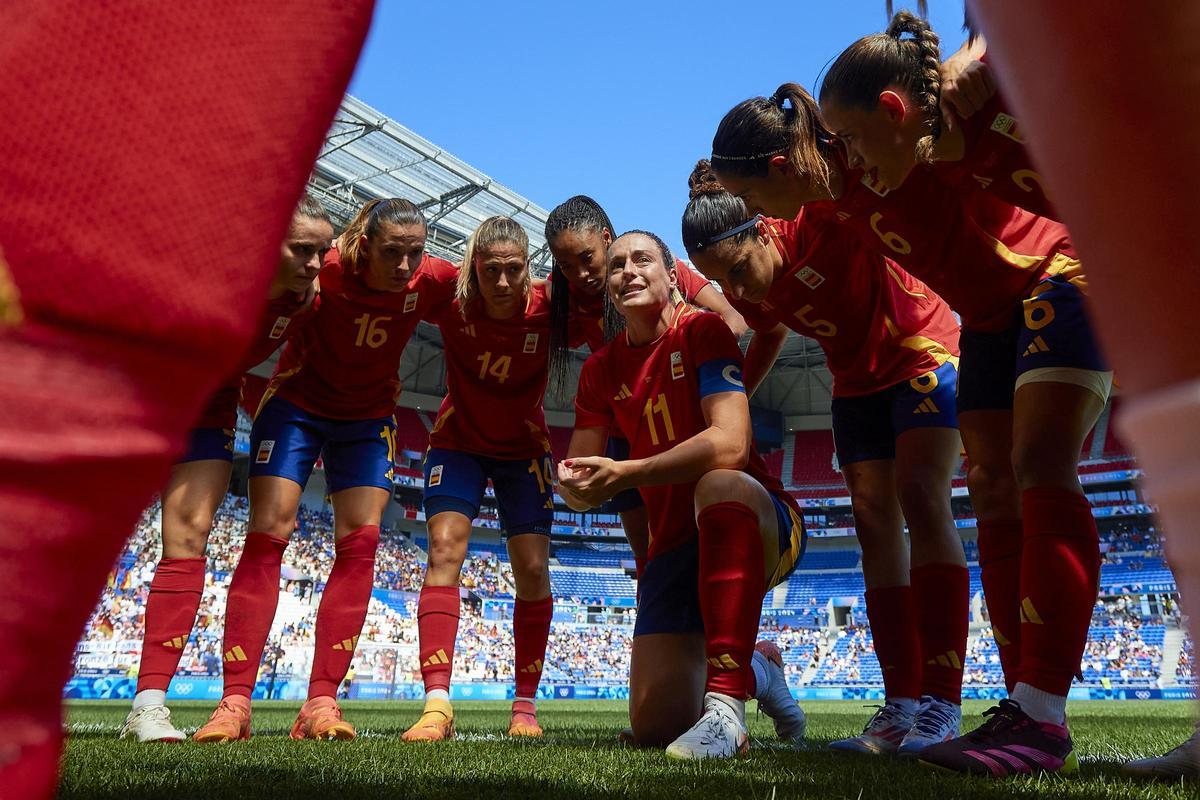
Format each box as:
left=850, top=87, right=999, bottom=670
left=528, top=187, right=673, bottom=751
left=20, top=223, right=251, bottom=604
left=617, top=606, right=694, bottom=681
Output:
left=558, top=230, right=807, bottom=760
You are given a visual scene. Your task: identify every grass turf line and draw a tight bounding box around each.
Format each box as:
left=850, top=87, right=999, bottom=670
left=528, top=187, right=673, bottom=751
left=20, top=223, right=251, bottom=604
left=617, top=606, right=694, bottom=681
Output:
left=62, top=699, right=1196, bottom=800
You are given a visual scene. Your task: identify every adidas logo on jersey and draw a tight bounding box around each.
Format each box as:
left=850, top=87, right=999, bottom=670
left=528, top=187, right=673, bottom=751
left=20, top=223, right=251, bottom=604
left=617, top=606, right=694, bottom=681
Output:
left=990, top=112, right=1025, bottom=143
left=972, top=174, right=994, bottom=190
left=912, top=398, right=940, bottom=415
left=223, top=646, right=248, bottom=663
left=403, top=292, right=419, bottom=313
left=255, top=440, right=275, bottom=464
left=521, top=659, right=544, bottom=674
left=1023, top=336, right=1050, bottom=356
left=612, top=384, right=633, bottom=402
left=428, top=464, right=444, bottom=487
left=523, top=333, right=539, bottom=353
left=796, top=266, right=825, bottom=289
left=162, top=636, right=186, bottom=650
left=670, top=350, right=685, bottom=380
left=332, top=635, right=360, bottom=652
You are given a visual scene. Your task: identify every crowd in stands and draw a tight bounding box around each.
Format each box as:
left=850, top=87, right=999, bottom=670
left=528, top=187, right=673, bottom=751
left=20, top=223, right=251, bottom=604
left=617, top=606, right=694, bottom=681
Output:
left=1178, top=634, right=1194, bottom=683
left=73, top=497, right=1189, bottom=693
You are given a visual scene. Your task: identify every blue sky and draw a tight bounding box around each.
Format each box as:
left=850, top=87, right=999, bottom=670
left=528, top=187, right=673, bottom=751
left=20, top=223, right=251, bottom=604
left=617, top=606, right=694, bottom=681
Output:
left=348, top=1, right=968, bottom=258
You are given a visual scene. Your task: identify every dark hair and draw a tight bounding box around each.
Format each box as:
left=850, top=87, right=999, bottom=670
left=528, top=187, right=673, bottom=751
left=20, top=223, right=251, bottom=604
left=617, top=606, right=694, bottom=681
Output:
left=885, top=1, right=927, bottom=17
left=610, top=229, right=684, bottom=313
left=294, top=193, right=333, bottom=227
left=336, top=198, right=426, bottom=271
left=710, top=83, right=837, bottom=194
left=543, top=195, right=624, bottom=401
left=820, top=11, right=943, bottom=162
left=681, top=160, right=756, bottom=259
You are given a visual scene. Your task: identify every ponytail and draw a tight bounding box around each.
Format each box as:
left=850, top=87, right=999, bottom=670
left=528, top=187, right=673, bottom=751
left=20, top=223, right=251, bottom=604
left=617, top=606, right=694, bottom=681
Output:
left=336, top=198, right=426, bottom=272
left=710, top=82, right=836, bottom=194
left=820, top=10, right=944, bottom=161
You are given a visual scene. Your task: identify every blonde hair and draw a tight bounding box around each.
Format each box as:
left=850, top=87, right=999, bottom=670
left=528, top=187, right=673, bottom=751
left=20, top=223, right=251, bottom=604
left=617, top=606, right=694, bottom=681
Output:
left=456, top=216, right=530, bottom=307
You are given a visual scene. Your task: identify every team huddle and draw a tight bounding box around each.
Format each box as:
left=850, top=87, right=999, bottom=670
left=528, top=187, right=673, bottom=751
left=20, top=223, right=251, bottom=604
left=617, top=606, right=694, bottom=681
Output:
left=121, top=11, right=1121, bottom=775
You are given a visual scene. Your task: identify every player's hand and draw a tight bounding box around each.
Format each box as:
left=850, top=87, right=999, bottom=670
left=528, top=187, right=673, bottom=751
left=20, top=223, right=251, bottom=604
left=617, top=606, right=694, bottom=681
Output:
left=555, top=460, right=594, bottom=511
left=560, top=455, right=628, bottom=507
left=940, top=57, right=996, bottom=123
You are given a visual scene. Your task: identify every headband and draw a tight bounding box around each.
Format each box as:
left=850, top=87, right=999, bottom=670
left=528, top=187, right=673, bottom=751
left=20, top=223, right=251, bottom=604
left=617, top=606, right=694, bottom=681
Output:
left=689, top=214, right=762, bottom=251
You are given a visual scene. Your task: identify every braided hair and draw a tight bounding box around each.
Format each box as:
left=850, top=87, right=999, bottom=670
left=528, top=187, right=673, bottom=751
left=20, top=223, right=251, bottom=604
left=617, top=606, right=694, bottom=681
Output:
left=543, top=195, right=625, bottom=401
left=681, top=160, right=757, bottom=260
left=820, top=10, right=944, bottom=162
left=710, top=82, right=837, bottom=193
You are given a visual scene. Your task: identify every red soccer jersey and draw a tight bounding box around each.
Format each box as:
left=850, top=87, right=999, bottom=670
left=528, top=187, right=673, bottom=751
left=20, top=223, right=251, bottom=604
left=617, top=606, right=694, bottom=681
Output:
left=428, top=282, right=553, bottom=460
left=734, top=214, right=960, bottom=397
left=935, top=61, right=1058, bottom=220
left=811, top=157, right=1074, bottom=331
left=574, top=307, right=798, bottom=561
left=194, top=292, right=320, bottom=430
left=267, top=248, right=458, bottom=420
left=567, top=259, right=712, bottom=350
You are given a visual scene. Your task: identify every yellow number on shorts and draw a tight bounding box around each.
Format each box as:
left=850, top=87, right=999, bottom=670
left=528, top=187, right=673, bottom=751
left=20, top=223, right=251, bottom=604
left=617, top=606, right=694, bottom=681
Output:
left=642, top=393, right=676, bottom=447
left=869, top=213, right=913, bottom=255
left=527, top=457, right=553, bottom=495
left=1023, top=282, right=1055, bottom=331
left=793, top=304, right=838, bottom=337
left=476, top=351, right=512, bottom=383
left=909, top=369, right=939, bottom=394
left=378, top=425, right=396, bottom=480
left=353, top=313, right=391, bottom=348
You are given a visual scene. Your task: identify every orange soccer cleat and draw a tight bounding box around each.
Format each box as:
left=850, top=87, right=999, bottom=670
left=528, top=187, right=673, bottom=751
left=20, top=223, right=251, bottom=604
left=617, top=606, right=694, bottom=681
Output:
left=507, top=699, right=542, bottom=738
left=192, top=696, right=252, bottom=743
left=289, top=696, right=356, bottom=740
left=401, top=697, right=455, bottom=742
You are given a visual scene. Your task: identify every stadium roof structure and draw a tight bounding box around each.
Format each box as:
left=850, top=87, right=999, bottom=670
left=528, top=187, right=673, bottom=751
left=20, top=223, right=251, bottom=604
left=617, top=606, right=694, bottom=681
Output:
left=294, top=95, right=834, bottom=419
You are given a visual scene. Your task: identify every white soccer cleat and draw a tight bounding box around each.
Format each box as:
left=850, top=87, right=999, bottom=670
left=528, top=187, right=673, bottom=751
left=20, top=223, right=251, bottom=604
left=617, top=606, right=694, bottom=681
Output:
left=1121, top=726, right=1199, bottom=780
left=120, top=704, right=186, bottom=743
left=753, top=641, right=807, bottom=741
left=896, top=695, right=961, bottom=757
left=665, top=692, right=749, bottom=761
left=829, top=701, right=916, bottom=756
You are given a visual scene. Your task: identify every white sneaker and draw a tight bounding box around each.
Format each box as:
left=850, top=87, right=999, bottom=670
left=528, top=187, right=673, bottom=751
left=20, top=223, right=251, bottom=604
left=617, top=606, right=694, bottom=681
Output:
left=829, top=702, right=916, bottom=756
left=665, top=692, right=749, bottom=760
left=896, top=695, right=961, bottom=757
left=120, top=704, right=186, bottom=743
left=753, top=642, right=807, bottom=740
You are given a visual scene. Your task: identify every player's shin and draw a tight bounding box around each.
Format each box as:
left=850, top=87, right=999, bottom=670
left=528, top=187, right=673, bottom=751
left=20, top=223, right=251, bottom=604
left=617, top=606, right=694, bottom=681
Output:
left=219, top=532, right=288, bottom=697
left=307, top=524, right=379, bottom=699
left=696, top=501, right=766, bottom=703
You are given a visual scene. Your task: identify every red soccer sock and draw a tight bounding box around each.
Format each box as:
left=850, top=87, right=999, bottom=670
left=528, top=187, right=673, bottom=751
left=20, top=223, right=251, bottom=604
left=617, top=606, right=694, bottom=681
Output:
left=862, top=585, right=921, bottom=701
left=136, top=557, right=206, bottom=693
left=977, top=519, right=1024, bottom=692
left=1017, top=488, right=1101, bottom=696
left=308, top=525, right=380, bottom=699
left=696, top=501, right=766, bottom=699
left=512, top=595, right=554, bottom=700
left=417, top=585, right=461, bottom=693
left=911, top=563, right=969, bottom=703
left=220, top=532, right=287, bottom=698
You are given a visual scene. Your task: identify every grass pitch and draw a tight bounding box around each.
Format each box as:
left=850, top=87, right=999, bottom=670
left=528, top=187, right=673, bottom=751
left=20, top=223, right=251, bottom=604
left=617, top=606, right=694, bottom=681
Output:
left=62, top=699, right=1195, bottom=799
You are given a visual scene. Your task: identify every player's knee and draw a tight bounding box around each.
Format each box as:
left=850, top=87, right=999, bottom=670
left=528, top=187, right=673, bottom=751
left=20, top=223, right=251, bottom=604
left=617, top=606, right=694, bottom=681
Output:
left=1010, top=438, right=1080, bottom=493
left=162, top=509, right=213, bottom=557
left=693, top=469, right=751, bottom=508
left=965, top=461, right=1018, bottom=519
left=248, top=507, right=297, bottom=539
left=426, top=534, right=468, bottom=573
left=848, top=490, right=897, bottom=542
left=895, top=473, right=950, bottom=531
